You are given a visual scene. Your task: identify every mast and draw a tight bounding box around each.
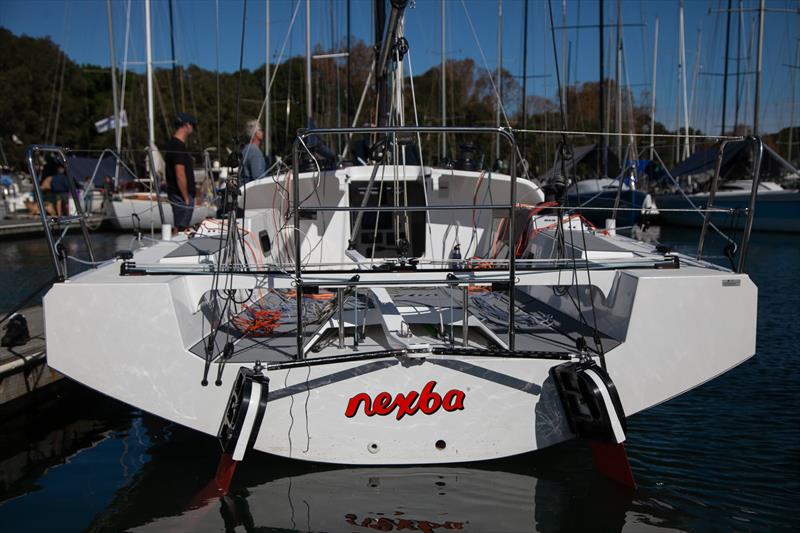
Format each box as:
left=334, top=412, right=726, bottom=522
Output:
left=561, top=0, right=567, bottom=118
left=372, top=0, right=408, bottom=128
left=145, top=0, right=155, bottom=149
left=753, top=0, right=764, bottom=136
left=495, top=0, right=503, bottom=161
left=305, top=0, right=313, bottom=126
left=650, top=16, right=658, bottom=160
left=374, top=0, right=387, bottom=126
left=394, top=18, right=405, bottom=126
left=265, top=0, right=271, bottom=155
left=615, top=0, right=622, bottom=159
left=788, top=40, right=799, bottom=163
left=441, top=0, right=446, bottom=160
left=521, top=0, right=529, bottom=161
left=120, top=0, right=132, bottom=154
left=674, top=70, right=681, bottom=163
left=734, top=0, right=743, bottom=131
left=168, top=0, right=183, bottom=112
left=346, top=0, right=351, bottom=129
left=215, top=0, right=221, bottom=156
left=599, top=0, right=606, bottom=176
left=106, top=0, right=121, bottom=156
left=689, top=29, right=702, bottom=151
left=743, top=17, right=755, bottom=132
left=721, top=0, right=732, bottom=135
left=679, top=0, right=690, bottom=159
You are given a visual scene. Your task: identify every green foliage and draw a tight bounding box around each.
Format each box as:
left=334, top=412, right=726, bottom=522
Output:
left=1, top=28, right=795, bottom=175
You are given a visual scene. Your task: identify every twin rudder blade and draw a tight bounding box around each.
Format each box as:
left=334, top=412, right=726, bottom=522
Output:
left=550, top=360, right=636, bottom=487
left=218, top=367, right=269, bottom=462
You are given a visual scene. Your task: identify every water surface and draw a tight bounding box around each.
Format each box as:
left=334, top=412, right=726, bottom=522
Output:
left=0, top=228, right=797, bottom=531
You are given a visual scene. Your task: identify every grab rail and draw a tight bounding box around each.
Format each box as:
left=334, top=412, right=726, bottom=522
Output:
left=696, top=136, right=762, bottom=273
left=738, top=137, right=763, bottom=273
left=26, top=145, right=96, bottom=280
left=696, top=139, right=732, bottom=261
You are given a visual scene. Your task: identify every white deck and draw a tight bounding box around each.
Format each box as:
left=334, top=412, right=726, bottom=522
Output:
left=42, top=166, right=758, bottom=464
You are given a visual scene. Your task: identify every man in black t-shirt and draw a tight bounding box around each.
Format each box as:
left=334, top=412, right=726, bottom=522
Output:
left=164, top=112, right=197, bottom=230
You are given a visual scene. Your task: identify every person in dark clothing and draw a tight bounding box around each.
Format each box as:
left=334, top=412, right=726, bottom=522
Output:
left=164, top=112, right=197, bottom=230
left=50, top=164, right=81, bottom=216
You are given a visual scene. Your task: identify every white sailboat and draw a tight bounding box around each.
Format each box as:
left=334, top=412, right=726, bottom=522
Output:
left=101, top=0, right=215, bottom=232
left=31, top=2, right=759, bottom=483
left=39, top=144, right=757, bottom=467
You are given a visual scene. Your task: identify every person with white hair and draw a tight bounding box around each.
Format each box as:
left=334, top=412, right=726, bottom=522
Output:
left=240, top=119, right=267, bottom=184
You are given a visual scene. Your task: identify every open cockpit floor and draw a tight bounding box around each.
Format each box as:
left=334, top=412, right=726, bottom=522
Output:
left=189, top=286, right=621, bottom=364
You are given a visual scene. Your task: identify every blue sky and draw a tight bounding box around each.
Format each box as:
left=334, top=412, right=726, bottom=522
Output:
left=1, top=0, right=798, bottom=134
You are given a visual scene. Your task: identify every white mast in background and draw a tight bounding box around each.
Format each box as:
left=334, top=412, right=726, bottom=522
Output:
left=305, top=0, right=312, bottom=126
left=441, top=0, right=446, bottom=160
left=106, top=0, right=121, bottom=155
left=650, top=17, right=658, bottom=161
left=679, top=0, right=690, bottom=160
left=145, top=0, right=155, bottom=149
left=495, top=0, right=503, bottom=161
left=265, top=0, right=271, bottom=155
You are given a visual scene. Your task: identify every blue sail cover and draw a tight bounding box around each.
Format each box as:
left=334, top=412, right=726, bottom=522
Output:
left=539, top=144, right=622, bottom=182
left=669, top=140, right=794, bottom=181
left=668, top=141, right=749, bottom=178
left=66, top=154, right=137, bottom=187
left=624, top=159, right=651, bottom=175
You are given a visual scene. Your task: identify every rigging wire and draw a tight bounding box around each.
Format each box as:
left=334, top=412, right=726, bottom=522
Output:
left=458, top=0, right=527, bottom=173
left=202, top=0, right=255, bottom=387
left=404, top=47, right=433, bottom=250
left=546, top=0, right=606, bottom=366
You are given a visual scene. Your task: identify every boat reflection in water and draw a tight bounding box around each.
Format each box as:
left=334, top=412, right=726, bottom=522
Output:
left=0, top=382, right=133, bottom=504
left=78, top=415, right=661, bottom=533
left=0, top=381, right=679, bottom=532
left=127, top=459, right=646, bottom=533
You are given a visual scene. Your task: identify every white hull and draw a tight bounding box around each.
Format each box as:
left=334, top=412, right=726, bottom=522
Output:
left=105, top=193, right=216, bottom=230
left=43, top=165, right=758, bottom=465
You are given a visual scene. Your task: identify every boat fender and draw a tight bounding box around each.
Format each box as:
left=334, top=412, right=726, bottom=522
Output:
left=218, top=365, right=269, bottom=461
left=1, top=313, right=30, bottom=347
left=549, top=361, right=626, bottom=444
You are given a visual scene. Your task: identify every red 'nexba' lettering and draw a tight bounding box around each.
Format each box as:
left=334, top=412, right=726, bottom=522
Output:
left=443, top=389, right=465, bottom=411
left=345, top=513, right=465, bottom=532
left=344, top=381, right=465, bottom=419
left=344, top=393, right=371, bottom=418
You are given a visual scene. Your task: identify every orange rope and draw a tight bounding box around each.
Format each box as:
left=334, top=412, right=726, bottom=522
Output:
left=467, top=285, right=490, bottom=293
left=231, top=306, right=283, bottom=337
left=284, top=289, right=335, bottom=300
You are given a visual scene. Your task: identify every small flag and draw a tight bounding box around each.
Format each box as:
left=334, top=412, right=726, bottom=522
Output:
left=94, top=110, right=128, bottom=133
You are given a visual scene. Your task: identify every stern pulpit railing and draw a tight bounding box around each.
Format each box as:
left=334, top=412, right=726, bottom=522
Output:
left=292, top=126, right=520, bottom=358
left=26, top=145, right=96, bottom=280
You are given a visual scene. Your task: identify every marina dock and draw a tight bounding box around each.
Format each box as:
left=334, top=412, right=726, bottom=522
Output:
left=0, top=305, right=61, bottom=406
left=0, top=216, right=105, bottom=239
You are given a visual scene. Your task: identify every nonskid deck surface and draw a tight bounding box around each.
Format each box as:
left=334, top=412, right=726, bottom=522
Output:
left=190, top=286, right=620, bottom=364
